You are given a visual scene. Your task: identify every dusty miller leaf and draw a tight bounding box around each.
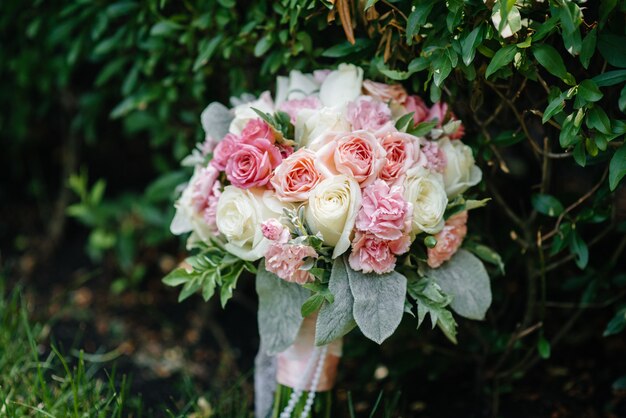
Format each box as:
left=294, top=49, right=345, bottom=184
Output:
left=347, top=263, right=407, bottom=345
left=256, top=261, right=310, bottom=355
left=200, top=102, right=233, bottom=141
left=427, top=249, right=492, bottom=320
left=315, top=257, right=357, bottom=346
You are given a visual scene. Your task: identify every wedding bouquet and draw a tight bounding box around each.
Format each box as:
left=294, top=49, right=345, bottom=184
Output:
left=165, top=64, right=494, bottom=417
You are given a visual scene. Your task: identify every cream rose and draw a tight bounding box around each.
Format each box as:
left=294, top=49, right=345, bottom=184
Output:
left=403, top=167, right=448, bottom=235
left=319, top=64, right=363, bottom=109
left=229, top=91, right=275, bottom=135
left=295, top=107, right=350, bottom=150
left=275, top=70, right=321, bottom=106
left=216, top=186, right=286, bottom=261
left=438, top=138, right=482, bottom=198
left=305, top=175, right=362, bottom=259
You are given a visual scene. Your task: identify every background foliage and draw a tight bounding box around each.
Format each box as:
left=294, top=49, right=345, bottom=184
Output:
left=2, top=0, right=626, bottom=416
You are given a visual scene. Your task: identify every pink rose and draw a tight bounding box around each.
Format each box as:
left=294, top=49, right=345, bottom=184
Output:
left=404, top=96, right=430, bottom=125
left=379, top=132, right=423, bottom=184
left=190, top=165, right=222, bottom=233
left=348, top=232, right=397, bottom=274
left=419, top=140, right=447, bottom=173
left=240, top=119, right=274, bottom=143
left=428, top=102, right=465, bottom=140
left=261, top=219, right=290, bottom=243
left=278, top=97, right=321, bottom=124
left=270, top=149, right=323, bottom=202
left=427, top=211, right=468, bottom=268
left=346, top=96, right=392, bottom=131
left=225, top=138, right=282, bottom=189
left=362, top=80, right=408, bottom=104
left=211, top=133, right=239, bottom=171
left=265, top=243, right=318, bottom=284
left=316, top=131, right=386, bottom=187
left=356, top=180, right=412, bottom=241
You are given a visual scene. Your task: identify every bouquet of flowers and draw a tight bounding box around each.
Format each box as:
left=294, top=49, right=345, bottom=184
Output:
left=165, top=64, right=494, bottom=417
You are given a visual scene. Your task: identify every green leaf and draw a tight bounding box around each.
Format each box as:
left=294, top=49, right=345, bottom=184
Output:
left=254, top=34, right=273, bottom=57
left=580, top=28, right=597, bottom=69
left=586, top=106, right=611, bottom=134
left=592, top=70, right=626, bottom=87
left=347, top=263, right=407, bottom=344
left=598, top=34, right=626, bottom=68
left=485, top=45, right=517, bottom=79
left=570, top=231, right=589, bottom=269
left=179, top=278, right=201, bottom=302
left=301, top=294, right=324, bottom=318
left=322, top=38, right=373, bottom=58
left=406, top=0, right=435, bottom=42
left=531, top=194, right=564, bottom=217
left=532, top=16, right=559, bottom=42
left=408, top=278, right=457, bottom=344
left=620, top=85, right=626, bottom=113
left=256, top=261, right=310, bottom=354
left=603, top=307, right=626, bottom=336
left=364, top=0, right=379, bottom=10
left=395, top=112, right=415, bottom=131
left=573, top=142, right=586, bottom=167
left=432, top=52, right=453, bottom=87
left=532, top=44, right=568, bottom=80
left=578, top=80, right=603, bottom=103
left=193, top=35, right=223, bottom=71
left=163, top=268, right=193, bottom=287
left=407, top=121, right=438, bottom=137
left=426, top=250, right=492, bottom=321
left=609, top=143, right=626, bottom=191
left=315, top=257, right=357, bottom=345
left=460, top=25, right=484, bottom=66
left=537, top=336, right=551, bottom=359
left=465, top=243, right=505, bottom=274
left=542, top=92, right=566, bottom=123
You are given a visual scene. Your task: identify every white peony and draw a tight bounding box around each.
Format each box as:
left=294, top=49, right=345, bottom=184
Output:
left=215, top=186, right=286, bottom=261
left=319, top=64, right=363, bottom=109
left=294, top=107, right=350, bottom=150
left=438, top=138, right=482, bottom=198
left=275, top=70, right=321, bottom=107
left=403, top=167, right=448, bottom=235
left=306, top=175, right=362, bottom=259
left=170, top=167, right=214, bottom=245
left=228, top=91, right=275, bottom=135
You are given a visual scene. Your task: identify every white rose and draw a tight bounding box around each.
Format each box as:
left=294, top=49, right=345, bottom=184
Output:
left=170, top=167, right=214, bottom=246
left=319, top=64, right=363, bottom=109
left=306, top=175, right=362, bottom=259
left=216, top=186, right=286, bottom=261
left=228, top=91, right=275, bottom=135
left=295, top=107, right=350, bottom=150
left=403, top=167, right=448, bottom=235
left=275, top=70, right=321, bottom=107
left=439, top=138, right=482, bottom=198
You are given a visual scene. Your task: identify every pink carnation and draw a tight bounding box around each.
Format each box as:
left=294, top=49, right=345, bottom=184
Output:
left=264, top=243, right=318, bottom=284
left=427, top=212, right=468, bottom=268
left=379, top=132, right=422, bottom=184
left=211, top=133, right=239, bottom=171
left=279, top=97, right=321, bottom=124
left=225, top=138, right=282, bottom=189
left=346, top=96, right=392, bottom=131
left=428, top=102, right=465, bottom=140
left=362, top=80, right=408, bottom=104
left=190, top=165, right=222, bottom=233
left=404, top=96, right=430, bottom=125
left=419, top=140, right=447, bottom=173
left=240, top=119, right=274, bottom=143
left=348, top=232, right=397, bottom=274
left=261, top=219, right=290, bottom=243
left=356, top=180, right=412, bottom=241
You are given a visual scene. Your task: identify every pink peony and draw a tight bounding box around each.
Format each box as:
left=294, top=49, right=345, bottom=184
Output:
left=261, top=219, right=290, bottom=243
left=240, top=119, right=274, bottom=143
left=428, top=102, right=465, bottom=140
left=279, top=97, right=321, bottom=124
left=427, top=211, right=468, bottom=268
left=225, top=138, right=282, bottom=189
left=316, top=131, right=386, bottom=187
left=419, top=140, right=447, bottom=173
left=379, top=132, right=423, bottom=184
left=264, top=243, right=318, bottom=284
left=404, top=96, right=430, bottom=125
left=348, top=232, right=397, bottom=274
left=211, top=133, right=240, bottom=171
left=270, top=149, right=323, bottom=202
left=346, top=96, right=392, bottom=131
left=362, top=80, right=408, bottom=104
left=356, top=180, right=412, bottom=241
left=190, top=165, right=222, bottom=232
